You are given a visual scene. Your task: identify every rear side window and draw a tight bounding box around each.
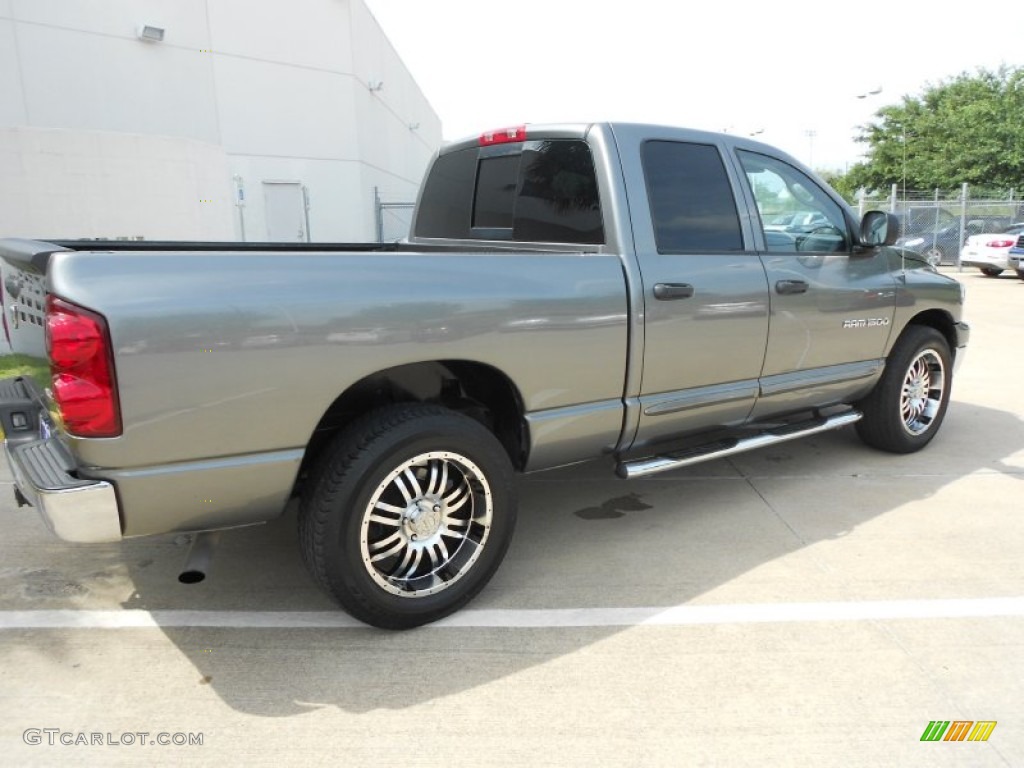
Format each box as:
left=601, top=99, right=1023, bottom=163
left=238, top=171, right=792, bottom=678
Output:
left=413, top=148, right=476, bottom=239
left=642, top=141, right=743, bottom=253
left=414, top=140, right=604, bottom=244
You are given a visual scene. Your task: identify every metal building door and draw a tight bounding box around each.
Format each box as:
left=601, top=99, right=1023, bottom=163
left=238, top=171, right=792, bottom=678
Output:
left=263, top=181, right=309, bottom=242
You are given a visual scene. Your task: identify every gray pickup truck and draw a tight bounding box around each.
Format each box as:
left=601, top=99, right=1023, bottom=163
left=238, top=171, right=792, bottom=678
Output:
left=0, top=123, right=969, bottom=628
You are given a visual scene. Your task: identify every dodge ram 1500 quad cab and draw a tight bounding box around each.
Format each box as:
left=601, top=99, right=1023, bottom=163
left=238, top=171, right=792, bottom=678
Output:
left=0, top=123, right=969, bottom=628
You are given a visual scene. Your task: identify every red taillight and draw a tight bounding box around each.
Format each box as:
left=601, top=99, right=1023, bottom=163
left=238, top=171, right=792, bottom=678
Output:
left=45, top=296, right=121, bottom=437
left=479, top=125, right=527, bottom=146
left=985, top=238, right=1014, bottom=248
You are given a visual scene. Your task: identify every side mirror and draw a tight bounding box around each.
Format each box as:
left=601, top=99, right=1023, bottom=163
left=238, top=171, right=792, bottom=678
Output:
left=859, top=211, right=900, bottom=247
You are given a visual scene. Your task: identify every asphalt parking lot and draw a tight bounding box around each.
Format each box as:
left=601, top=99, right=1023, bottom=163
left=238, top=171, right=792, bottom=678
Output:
left=0, top=268, right=1021, bottom=767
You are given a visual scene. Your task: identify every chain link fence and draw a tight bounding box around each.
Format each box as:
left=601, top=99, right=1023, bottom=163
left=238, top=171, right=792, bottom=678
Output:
left=854, top=184, right=1024, bottom=266
left=373, top=184, right=1024, bottom=265
left=374, top=188, right=415, bottom=243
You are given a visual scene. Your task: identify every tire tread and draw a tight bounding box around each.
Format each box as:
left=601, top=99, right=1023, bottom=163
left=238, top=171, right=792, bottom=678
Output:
left=856, top=325, right=951, bottom=453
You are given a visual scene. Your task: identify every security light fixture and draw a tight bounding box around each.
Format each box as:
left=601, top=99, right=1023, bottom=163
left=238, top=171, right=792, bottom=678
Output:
left=367, top=80, right=384, bottom=92
left=137, top=25, right=165, bottom=43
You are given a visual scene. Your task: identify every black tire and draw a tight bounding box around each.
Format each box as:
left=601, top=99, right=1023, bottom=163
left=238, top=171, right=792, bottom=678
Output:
left=299, top=403, right=517, bottom=629
left=980, top=267, right=1003, bottom=277
left=1017, top=270, right=1024, bottom=280
left=856, top=326, right=952, bottom=453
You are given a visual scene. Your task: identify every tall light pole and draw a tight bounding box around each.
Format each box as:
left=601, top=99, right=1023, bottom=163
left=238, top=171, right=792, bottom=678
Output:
left=804, top=129, right=817, bottom=167
left=856, top=86, right=883, bottom=100
left=854, top=88, right=885, bottom=208
left=901, top=125, right=908, bottom=203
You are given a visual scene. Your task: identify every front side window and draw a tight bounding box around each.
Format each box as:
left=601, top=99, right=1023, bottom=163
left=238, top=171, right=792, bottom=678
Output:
left=738, top=151, right=849, bottom=253
left=413, top=147, right=477, bottom=240
left=642, top=141, right=743, bottom=253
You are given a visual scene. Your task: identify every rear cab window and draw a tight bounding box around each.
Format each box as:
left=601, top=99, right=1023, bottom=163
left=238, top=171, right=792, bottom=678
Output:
left=414, top=138, right=604, bottom=244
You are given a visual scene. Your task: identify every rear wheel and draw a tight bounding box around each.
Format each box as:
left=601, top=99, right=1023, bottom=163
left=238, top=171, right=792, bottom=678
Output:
left=980, top=267, right=1003, bottom=277
left=299, top=403, right=517, bottom=629
left=856, top=326, right=952, bottom=453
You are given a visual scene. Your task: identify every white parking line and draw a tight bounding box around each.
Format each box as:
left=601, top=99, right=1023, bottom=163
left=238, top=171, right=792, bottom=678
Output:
left=0, top=596, right=1021, bottom=629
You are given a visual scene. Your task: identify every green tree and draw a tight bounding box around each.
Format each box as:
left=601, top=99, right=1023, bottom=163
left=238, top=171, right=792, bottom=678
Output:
left=838, top=66, right=1024, bottom=197
left=819, top=169, right=860, bottom=203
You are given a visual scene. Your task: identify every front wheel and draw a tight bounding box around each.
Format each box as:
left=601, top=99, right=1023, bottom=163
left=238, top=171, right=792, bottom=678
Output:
left=856, top=326, right=952, bottom=453
left=299, top=403, right=517, bottom=629
left=980, top=267, right=1003, bottom=277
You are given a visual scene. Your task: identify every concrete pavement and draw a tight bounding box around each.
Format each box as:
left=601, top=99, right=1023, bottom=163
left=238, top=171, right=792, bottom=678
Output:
left=0, top=267, right=1021, bottom=766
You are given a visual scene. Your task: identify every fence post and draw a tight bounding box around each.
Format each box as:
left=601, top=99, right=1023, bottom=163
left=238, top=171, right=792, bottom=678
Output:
left=957, top=183, right=968, bottom=271
left=302, top=185, right=312, bottom=243
left=890, top=184, right=898, bottom=212
left=374, top=186, right=383, bottom=243
left=232, top=175, right=247, bottom=242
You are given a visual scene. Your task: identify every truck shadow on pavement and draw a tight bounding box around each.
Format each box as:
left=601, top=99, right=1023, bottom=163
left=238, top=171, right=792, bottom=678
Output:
left=20, top=399, right=1020, bottom=717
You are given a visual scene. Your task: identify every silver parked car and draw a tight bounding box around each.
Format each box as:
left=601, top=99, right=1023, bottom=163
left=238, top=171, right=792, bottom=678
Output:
left=960, top=223, right=1024, bottom=276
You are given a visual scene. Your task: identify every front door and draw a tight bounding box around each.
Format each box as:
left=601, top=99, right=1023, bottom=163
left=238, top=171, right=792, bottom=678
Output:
left=734, top=150, right=897, bottom=420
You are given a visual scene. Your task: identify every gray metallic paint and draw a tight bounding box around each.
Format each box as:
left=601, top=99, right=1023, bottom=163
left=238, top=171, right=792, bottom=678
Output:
left=88, top=449, right=304, bottom=537
left=885, top=251, right=968, bottom=354
left=607, top=124, right=771, bottom=448
left=46, top=249, right=629, bottom=475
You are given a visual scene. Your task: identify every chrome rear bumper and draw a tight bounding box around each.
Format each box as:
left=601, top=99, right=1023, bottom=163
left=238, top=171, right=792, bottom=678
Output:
left=1, top=377, right=122, bottom=542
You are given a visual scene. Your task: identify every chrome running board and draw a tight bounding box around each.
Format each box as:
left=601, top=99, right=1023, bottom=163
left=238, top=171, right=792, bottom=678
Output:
left=616, top=410, right=863, bottom=479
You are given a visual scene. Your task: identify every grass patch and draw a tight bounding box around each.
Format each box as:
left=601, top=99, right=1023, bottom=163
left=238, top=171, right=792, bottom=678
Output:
left=0, top=354, right=50, bottom=386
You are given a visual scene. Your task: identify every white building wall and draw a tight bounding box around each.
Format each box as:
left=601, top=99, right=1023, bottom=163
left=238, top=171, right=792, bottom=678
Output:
left=0, top=19, right=28, bottom=127
left=13, top=16, right=220, bottom=143
left=0, top=127, right=234, bottom=240
left=0, top=0, right=441, bottom=243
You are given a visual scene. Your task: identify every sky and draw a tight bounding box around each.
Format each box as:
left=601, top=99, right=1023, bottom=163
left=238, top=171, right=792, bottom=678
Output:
left=362, top=0, right=1019, bottom=171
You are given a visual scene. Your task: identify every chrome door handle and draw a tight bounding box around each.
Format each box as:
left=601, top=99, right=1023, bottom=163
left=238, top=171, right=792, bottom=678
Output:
left=653, top=283, right=694, bottom=300
left=775, top=280, right=809, bottom=295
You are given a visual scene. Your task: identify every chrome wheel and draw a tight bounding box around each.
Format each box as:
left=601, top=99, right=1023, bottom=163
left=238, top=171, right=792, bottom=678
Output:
left=360, top=451, right=492, bottom=598
left=857, top=326, right=952, bottom=454
left=900, top=349, right=945, bottom=436
left=301, top=404, right=516, bottom=628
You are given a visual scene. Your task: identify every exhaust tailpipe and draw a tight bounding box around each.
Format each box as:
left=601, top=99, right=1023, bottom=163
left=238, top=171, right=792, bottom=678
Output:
left=178, top=531, right=221, bottom=584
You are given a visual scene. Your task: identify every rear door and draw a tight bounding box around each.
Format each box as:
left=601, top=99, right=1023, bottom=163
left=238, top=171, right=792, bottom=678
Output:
left=614, top=127, right=771, bottom=450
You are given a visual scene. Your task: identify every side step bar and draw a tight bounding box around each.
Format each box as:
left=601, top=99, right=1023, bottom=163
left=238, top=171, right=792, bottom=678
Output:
left=617, top=410, right=863, bottom=479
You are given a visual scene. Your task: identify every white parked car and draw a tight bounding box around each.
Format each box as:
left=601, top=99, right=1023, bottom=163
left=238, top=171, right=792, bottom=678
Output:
left=764, top=211, right=829, bottom=232
left=960, top=223, right=1024, bottom=276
